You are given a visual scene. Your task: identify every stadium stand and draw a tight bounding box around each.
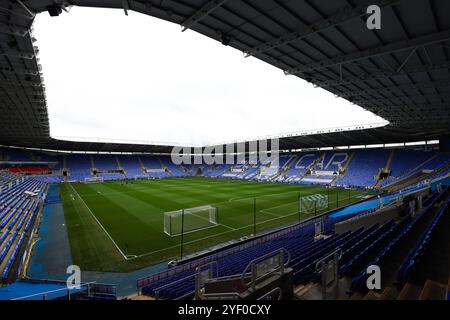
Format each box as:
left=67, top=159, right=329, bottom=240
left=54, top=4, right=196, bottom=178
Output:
left=0, top=147, right=449, bottom=187
left=121, top=155, right=144, bottom=178
left=0, top=146, right=449, bottom=299
left=336, top=150, right=389, bottom=188
left=93, top=154, right=120, bottom=171
left=140, top=156, right=170, bottom=178
left=203, top=164, right=232, bottom=178
left=389, top=150, right=435, bottom=179
left=1, top=148, right=31, bottom=162
left=284, top=153, right=320, bottom=183
left=65, top=154, right=92, bottom=181
left=0, top=171, right=23, bottom=189
left=380, top=153, right=450, bottom=189
left=396, top=199, right=450, bottom=286
left=0, top=0, right=449, bottom=302
left=159, top=156, right=187, bottom=177
left=136, top=186, right=448, bottom=300
left=0, top=177, right=47, bottom=283
left=348, top=189, right=448, bottom=292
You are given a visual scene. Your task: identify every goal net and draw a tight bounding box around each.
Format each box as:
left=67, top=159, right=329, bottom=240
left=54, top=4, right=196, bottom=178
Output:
left=300, top=194, right=329, bottom=214
left=134, top=174, right=149, bottom=180
left=164, top=205, right=218, bottom=237
left=84, top=176, right=104, bottom=183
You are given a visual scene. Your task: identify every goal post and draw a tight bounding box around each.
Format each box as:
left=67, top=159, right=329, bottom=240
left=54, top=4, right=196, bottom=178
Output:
left=83, top=176, right=104, bottom=183
left=164, top=205, right=218, bottom=237
left=134, top=174, right=149, bottom=180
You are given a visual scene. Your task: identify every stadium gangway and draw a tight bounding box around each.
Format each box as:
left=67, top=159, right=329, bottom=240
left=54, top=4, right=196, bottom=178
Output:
left=349, top=189, right=446, bottom=291
left=396, top=198, right=450, bottom=286
left=257, top=287, right=283, bottom=300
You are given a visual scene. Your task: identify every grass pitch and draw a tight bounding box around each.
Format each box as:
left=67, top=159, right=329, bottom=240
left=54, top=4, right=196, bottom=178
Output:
left=60, top=177, right=371, bottom=272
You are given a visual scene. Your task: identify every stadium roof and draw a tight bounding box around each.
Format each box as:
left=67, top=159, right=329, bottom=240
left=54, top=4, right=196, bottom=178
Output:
left=1, top=0, right=449, bottom=153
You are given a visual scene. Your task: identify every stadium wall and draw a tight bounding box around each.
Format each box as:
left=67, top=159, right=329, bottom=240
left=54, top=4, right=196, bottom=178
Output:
left=439, top=135, right=450, bottom=152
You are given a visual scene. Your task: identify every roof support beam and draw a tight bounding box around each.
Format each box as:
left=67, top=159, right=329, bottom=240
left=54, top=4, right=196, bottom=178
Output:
left=339, top=81, right=450, bottom=98
left=316, top=61, right=450, bottom=87
left=122, top=0, right=129, bottom=16
left=244, top=0, right=400, bottom=57
left=0, top=79, right=42, bottom=87
left=0, top=47, right=35, bottom=59
left=285, top=30, right=450, bottom=75
left=0, top=0, right=35, bottom=19
left=0, top=97, right=46, bottom=103
left=0, top=22, right=28, bottom=36
left=181, top=0, right=230, bottom=32
left=0, top=65, right=40, bottom=76
left=396, top=47, right=418, bottom=72
left=352, top=96, right=448, bottom=108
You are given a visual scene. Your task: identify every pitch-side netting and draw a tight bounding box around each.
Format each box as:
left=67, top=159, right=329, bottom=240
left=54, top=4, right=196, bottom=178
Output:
left=164, top=205, right=218, bottom=237
left=300, top=194, right=329, bottom=214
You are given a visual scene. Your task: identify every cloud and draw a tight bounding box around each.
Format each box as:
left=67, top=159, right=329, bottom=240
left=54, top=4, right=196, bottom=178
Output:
left=34, top=7, right=385, bottom=147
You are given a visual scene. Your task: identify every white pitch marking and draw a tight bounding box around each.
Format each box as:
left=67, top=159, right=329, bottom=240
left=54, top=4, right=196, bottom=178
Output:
left=69, top=184, right=129, bottom=261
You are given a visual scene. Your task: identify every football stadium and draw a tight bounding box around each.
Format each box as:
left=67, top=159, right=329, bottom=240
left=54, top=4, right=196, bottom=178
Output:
left=0, top=0, right=450, bottom=305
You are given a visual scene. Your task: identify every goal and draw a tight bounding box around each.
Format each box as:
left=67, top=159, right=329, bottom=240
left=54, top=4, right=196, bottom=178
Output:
left=84, top=176, right=104, bottom=183
left=134, top=174, right=149, bottom=180
left=300, top=194, right=329, bottom=214
left=164, top=205, right=218, bottom=237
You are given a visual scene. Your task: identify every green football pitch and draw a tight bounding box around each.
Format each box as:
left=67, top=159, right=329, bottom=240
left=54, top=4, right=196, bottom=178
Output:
left=59, top=177, right=372, bottom=272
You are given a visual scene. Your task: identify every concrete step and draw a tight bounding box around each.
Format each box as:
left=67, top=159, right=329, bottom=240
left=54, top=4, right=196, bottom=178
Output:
left=294, top=283, right=317, bottom=299
left=378, top=287, right=397, bottom=300
left=362, top=291, right=380, bottom=300
left=397, top=283, right=421, bottom=300
left=418, top=280, right=447, bottom=300
left=349, top=292, right=365, bottom=300
left=448, top=277, right=450, bottom=300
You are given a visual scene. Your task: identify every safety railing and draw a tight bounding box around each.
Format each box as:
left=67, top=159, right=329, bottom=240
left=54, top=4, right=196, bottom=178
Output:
left=241, top=248, right=291, bottom=291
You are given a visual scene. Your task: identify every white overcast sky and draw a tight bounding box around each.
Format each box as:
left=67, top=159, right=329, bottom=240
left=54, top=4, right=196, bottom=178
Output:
left=34, top=7, right=385, bottom=147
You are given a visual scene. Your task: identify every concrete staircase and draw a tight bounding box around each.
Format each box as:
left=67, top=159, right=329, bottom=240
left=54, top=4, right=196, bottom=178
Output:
left=90, top=155, right=96, bottom=173
left=116, top=155, right=123, bottom=170
left=62, top=155, right=68, bottom=182
left=116, top=155, right=126, bottom=176
left=375, top=149, right=395, bottom=188
left=296, top=278, right=448, bottom=300
left=157, top=157, right=172, bottom=176
left=138, top=156, right=146, bottom=173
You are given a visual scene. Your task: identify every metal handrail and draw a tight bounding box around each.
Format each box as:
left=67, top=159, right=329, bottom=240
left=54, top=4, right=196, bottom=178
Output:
left=257, top=287, right=282, bottom=300
left=196, top=261, right=218, bottom=276
left=153, top=273, right=196, bottom=299
left=206, top=272, right=251, bottom=282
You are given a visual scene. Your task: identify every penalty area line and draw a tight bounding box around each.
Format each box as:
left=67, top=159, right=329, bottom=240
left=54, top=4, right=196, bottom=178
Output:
left=130, top=209, right=306, bottom=260
left=129, top=192, right=370, bottom=260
